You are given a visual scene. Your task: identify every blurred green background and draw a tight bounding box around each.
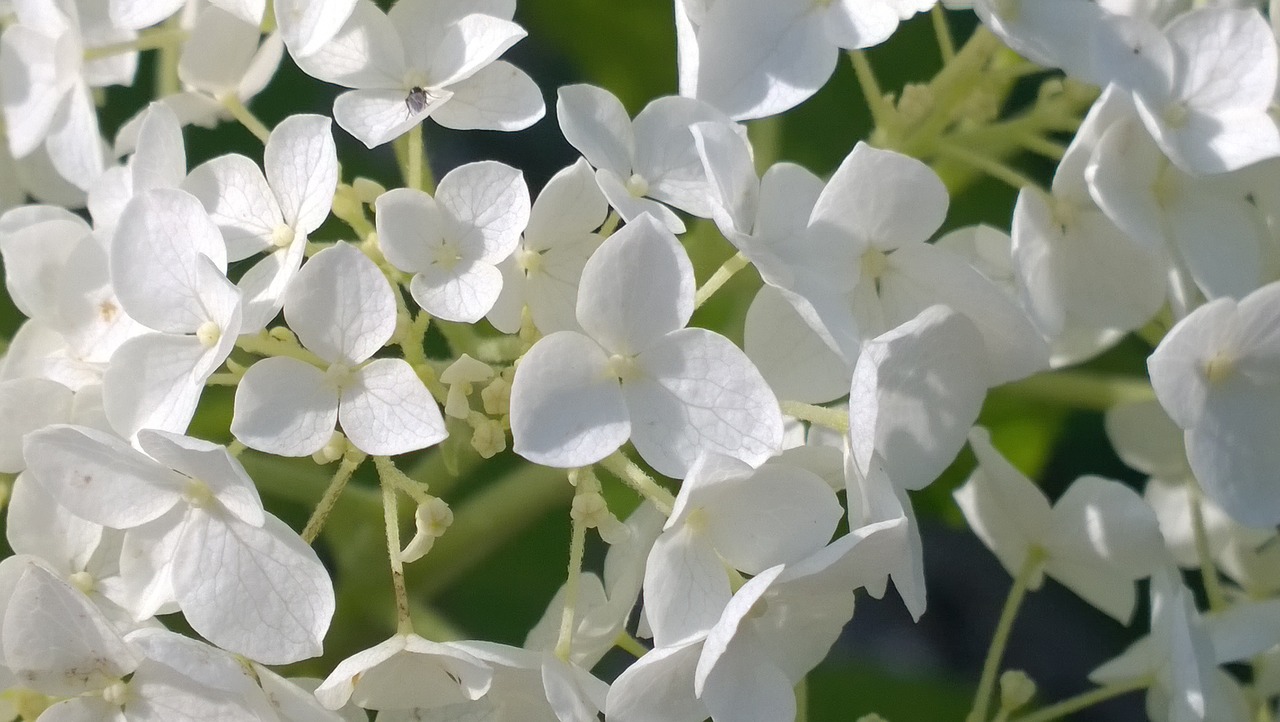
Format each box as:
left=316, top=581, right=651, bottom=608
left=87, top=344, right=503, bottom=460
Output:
left=0, top=2, right=1162, bottom=719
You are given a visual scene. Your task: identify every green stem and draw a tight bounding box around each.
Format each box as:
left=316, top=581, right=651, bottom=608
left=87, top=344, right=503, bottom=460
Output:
left=598, top=452, right=675, bottom=514
left=301, top=451, right=367, bottom=543
left=236, top=332, right=328, bottom=368
left=747, top=116, right=783, bottom=172
left=406, top=124, right=425, bottom=191
left=968, top=547, right=1045, bottom=722
left=795, top=678, right=809, bottom=722
left=848, top=50, right=896, bottom=133
left=694, top=252, right=750, bottom=310
left=780, top=400, right=849, bottom=433
left=931, top=4, right=956, bottom=62
left=1008, top=677, right=1149, bottom=722
left=614, top=631, right=649, bottom=658
left=935, top=142, right=1041, bottom=192
left=381, top=472, right=413, bottom=634
left=221, top=96, right=271, bottom=144
left=992, top=371, right=1156, bottom=412
left=1190, top=489, right=1228, bottom=613
left=85, top=26, right=188, bottom=61
left=555, top=494, right=588, bottom=661
left=599, top=211, right=621, bottom=237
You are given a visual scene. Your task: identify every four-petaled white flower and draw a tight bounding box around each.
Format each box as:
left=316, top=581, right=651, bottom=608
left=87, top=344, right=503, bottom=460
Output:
left=232, top=241, right=447, bottom=457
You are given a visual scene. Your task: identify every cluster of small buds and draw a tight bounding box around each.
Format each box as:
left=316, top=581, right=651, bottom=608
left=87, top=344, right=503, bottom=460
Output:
left=0, top=0, right=1279, bottom=721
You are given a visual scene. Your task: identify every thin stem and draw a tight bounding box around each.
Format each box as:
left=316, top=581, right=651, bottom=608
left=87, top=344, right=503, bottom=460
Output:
left=993, top=371, right=1155, bottom=412
left=406, top=124, right=425, bottom=191
left=236, top=332, right=328, bottom=368
left=748, top=116, right=783, bottom=172
left=84, top=27, right=188, bottom=61
left=301, top=451, right=367, bottom=543
left=614, top=631, right=649, bottom=658
left=1190, top=490, right=1228, bottom=613
left=1017, top=134, right=1067, bottom=161
left=968, top=547, right=1045, bottom=722
left=694, top=252, right=750, bottom=310
left=1008, top=677, right=1149, bottom=722
left=381, top=471, right=413, bottom=634
left=780, top=400, right=849, bottom=433
left=598, top=452, right=675, bottom=515
left=935, top=142, right=1041, bottom=192
left=205, top=372, right=241, bottom=386
left=220, top=96, right=271, bottom=144
left=555, top=495, right=589, bottom=661
left=848, top=51, right=896, bottom=132
left=154, top=18, right=181, bottom=97
left=931, top=4, right=956, bottom=62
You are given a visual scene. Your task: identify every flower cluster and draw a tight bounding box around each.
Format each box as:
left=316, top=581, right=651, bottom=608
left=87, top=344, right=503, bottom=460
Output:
left=0, top=0, right=1279, bottom=721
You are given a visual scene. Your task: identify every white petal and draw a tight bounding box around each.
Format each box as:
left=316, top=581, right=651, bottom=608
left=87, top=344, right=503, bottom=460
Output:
left=172, top=511, right=334, bottom=664
left=0, top=376, right=71, bottom=472
left=22, top=424, right=181, bottom=529
left=604, top=640, right=707, bottom=722
left=102, top=332, right=208, bottom=438
left=1, top=561, right=139, bottom=696
left=265, top=114, right=338, bottom=234
left=6, top=473, right=102, bottom=571
left=954, top=427, right=1053, bottom=578
left=526, top=158, right=609, bottom=244
left=631, top=97, right=735, bottom=219
left=643, top=526, right=732, bottom=648
left=135, top=430, right=265, bottom=528
left=850, top=306, right=988, bottom=491
left=276, top=0, right=359, bottom=57
left=288, top=0, right=403, bottom=87
left=409, top=262, right=504, bottom=323
left=0, top=25, right=66, bottom=158
left=887, top=243, right=1049, bottom=384
left=180, top=8, right=262, bottom=95
left=703, top=460, right=842, bottom=573
left=627, top=328, right=783, bottom=478
left=339, top=358, right=447, bottom=456
left=182, top=153, right=281, bottom=261
left=577, top=214, right=694, bottom=356
left=236, top=241, right=307, bottom=333
left=698, top=630, right=795, bottom=722
left=594, top=169, right=687, bottom=233
left=556, top=84, right=633, bottom=176
left=431, top=60, right=545, bottom=132
left=1187, top=384, right=1280, bottom=528
left=375, top=186, right=446, bottom=273
left=109, top=0, right=184, bottom=29
left=510, top=331, right=630, bottom=468
left=690, top=120, right=758, bottom=234
left=231, top=357, right=338, bottom=457
left=111, top=188, right=228, bottom=333
left=129, top=103, right=186, bottom=194
left=825, top=0, right=899, bottom=48
left=435, top=160, right=529, bottom=263
left=811, top=142, right=947, bottom=251
left=44, top=86, right=106, bottom=192
left=421, top=13, right=526, bottom=88
left=284, top=241, right=396, bottom=365
left=333, top=89, right=439, bottom=149
left=694, top=0, right=836, bottom=120
left=743, top=286, right=850, bottom=404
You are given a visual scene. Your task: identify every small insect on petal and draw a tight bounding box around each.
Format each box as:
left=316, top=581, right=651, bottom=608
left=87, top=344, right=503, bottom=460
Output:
left=405, top=86, right=435, bottom=117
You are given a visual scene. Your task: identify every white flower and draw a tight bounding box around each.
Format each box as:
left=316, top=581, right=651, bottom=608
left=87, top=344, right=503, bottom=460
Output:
left=104, top=188, right=242, bottom=439
left=642, top=452, right=843, bottom=647
left=376, top=160, right=529, bottom=324
left=294, top=0, right=543, bottom=148
left=509, top=214, right=782, bottom=478
left=1147, top=280, right=1280, bottom=528
left=314, top=633, right=492, bottom=712
left=22, top=425, right=336, bottom=664
left=232, top=241, right=447, bottom=457
left=488, top=158, right=608, bottom=335
left=955, top=427, right=1166, bottom=622
left=557, top=84, right=737, bottom=233
left=677, top=0, right=932, bottom=120
left=0, top=0, right=120, bottom=190
left=184, top=113, right=338, bottom=332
